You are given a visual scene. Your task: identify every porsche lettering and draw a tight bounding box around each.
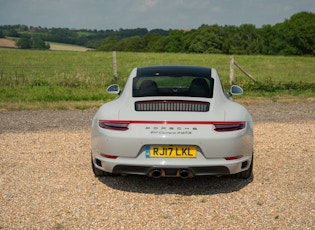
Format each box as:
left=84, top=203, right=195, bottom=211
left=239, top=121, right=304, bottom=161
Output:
left=145, top=126, right=197, bottom=131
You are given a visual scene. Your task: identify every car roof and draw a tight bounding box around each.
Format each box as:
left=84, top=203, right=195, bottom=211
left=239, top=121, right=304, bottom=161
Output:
left=136, top=65, right=212, bottom=78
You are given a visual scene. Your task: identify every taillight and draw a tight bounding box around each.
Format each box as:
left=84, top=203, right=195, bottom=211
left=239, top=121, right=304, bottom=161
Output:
left=99, top=120, right=130, bottom=131
left=213, top=122, right=245, bottom=132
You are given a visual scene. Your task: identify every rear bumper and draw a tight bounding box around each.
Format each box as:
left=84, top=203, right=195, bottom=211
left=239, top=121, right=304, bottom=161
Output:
left=92, top=155, right=252, bottom=178
left=113, top=165, right=230, bottom=177
left=91, top=119, right=254, bottom=177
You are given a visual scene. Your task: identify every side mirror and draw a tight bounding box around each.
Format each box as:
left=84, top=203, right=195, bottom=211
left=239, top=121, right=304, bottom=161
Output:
left=230, top=85, right=243, bottom=95
left=107, top=84, right=120, bottom=94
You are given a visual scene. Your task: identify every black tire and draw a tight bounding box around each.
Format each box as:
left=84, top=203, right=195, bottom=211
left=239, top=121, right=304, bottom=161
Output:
left=91, top=156, right=115, bottom=177
left=231, top=154, right=253, bottom=179
left=91, top=158, right=106, bottom=177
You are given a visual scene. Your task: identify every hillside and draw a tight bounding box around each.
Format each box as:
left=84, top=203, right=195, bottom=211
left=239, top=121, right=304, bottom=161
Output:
left=0, top=38, right=92, bottom=51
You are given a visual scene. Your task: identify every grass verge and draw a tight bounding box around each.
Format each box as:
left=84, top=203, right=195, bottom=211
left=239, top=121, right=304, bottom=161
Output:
left=1, top=49, right=314, bottom=110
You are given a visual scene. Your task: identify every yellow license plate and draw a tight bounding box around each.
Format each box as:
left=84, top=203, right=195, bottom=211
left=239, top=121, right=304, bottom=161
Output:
left=145, top=146, right=197, bottom=158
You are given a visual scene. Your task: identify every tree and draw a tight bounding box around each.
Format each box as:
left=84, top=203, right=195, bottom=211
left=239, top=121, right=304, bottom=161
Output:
left=260, top=12, right=315, bottom=55
left=7, top=29, right=19, bottom=37
left=16, top=35, right=32, bottom=49
left=283, top=12, right=315, bottom=55
left=97, top=37, right=119, bottom=51
left=16, top=35, right=49, bottom=49
left=31, top=35, right=50, bottom=49
left=142, top=33, right=164, bottom=52
left=188, top=25, right=224, bottom=53
left=119, top=36, right=145, bottom=52
left=164, top=30, right=186, bottom=53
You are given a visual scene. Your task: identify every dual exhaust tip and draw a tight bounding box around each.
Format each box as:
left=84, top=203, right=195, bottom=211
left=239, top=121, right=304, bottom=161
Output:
left=150, top=169, right=192, bottom=178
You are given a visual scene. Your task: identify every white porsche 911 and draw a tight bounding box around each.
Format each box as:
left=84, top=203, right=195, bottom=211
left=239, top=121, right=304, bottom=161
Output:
left=91, top=65, right=253, bottom=179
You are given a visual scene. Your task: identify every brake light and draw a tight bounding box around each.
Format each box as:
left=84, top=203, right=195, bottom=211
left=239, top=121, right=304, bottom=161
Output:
left=213, top=122, right=245, bottom=132
left=99, top=120, right=130, bottom=131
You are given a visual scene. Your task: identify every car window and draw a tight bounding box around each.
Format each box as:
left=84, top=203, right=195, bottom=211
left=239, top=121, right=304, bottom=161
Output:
left=133, top=75, right=214, bottom=98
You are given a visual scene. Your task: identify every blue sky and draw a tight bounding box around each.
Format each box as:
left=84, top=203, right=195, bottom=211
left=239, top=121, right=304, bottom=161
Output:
left=1, top=0, right=314, bottom=30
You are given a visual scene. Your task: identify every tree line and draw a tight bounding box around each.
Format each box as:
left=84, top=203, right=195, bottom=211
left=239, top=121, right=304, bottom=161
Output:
left=0, top=12, right=314, bottom=55
left=97, top=12, right=315, bottom=55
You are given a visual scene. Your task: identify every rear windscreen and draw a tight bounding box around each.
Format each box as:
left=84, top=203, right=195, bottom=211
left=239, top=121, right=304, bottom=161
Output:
left=133, top=75, right=214, bottom=98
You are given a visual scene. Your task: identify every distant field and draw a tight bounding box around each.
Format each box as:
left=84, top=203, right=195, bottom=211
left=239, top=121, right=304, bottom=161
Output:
left=0, top=38, right=93, bottom=51
left=0, top=38, right=17, bottom=48
left=0, top=48, right=314, bottom=110
left=49, top=42, right=94, bottom=51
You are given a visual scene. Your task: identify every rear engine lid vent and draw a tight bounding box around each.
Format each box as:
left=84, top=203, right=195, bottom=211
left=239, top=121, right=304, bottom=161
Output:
left=135, top=100, right=210, bottom=112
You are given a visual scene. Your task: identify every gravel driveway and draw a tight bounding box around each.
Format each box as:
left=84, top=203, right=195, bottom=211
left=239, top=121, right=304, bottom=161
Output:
left=0, top=102, right=314, bottom=229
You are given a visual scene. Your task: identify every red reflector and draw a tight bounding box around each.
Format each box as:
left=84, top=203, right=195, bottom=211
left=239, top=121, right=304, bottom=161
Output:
left=225, top=155, right=243, bottom=160
left=100, top=154, right=118, bottom=159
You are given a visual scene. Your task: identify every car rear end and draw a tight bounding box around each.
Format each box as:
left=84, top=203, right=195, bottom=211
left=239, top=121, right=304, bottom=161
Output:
left=91, top=66, right=253, bottom=178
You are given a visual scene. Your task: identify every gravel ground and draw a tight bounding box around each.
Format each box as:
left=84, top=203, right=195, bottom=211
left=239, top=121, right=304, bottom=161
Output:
left=0, top=102, right=314, bottom=229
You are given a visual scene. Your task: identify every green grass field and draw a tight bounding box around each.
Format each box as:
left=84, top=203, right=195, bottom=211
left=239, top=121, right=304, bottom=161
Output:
left=0, top=48, right=314, bottom=110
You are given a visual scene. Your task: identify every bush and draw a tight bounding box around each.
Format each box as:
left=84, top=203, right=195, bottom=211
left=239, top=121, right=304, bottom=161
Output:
left=16, top=35, right=50, bottom=50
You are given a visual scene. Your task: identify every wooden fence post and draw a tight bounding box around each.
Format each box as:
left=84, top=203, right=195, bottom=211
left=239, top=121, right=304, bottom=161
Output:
left=112, top=51, right=117, bottom=83
left=229, top=56, right=234, bottom=85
